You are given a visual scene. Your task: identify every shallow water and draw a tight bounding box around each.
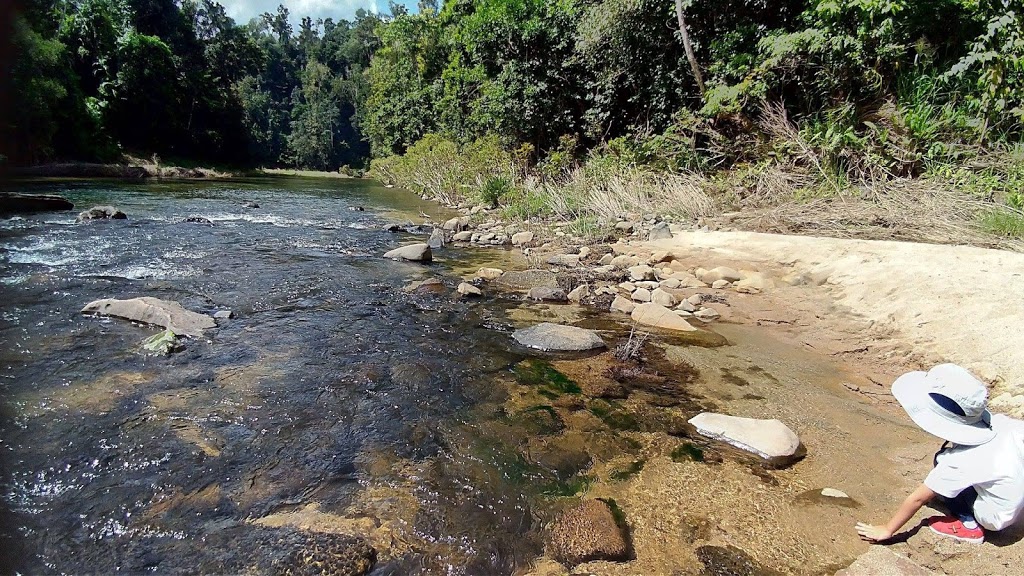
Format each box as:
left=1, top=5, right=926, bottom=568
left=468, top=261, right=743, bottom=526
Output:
left=0, top=177, right=573, bottom=574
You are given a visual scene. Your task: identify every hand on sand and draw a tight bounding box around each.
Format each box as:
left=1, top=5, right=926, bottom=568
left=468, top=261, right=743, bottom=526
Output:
left=856, top=522, right=894, bottom=542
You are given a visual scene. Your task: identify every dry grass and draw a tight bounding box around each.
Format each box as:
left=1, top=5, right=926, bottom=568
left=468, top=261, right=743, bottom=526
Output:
left=541, top=166, right=718, bottom=224
left=725, top=178, right=1024, bottom=251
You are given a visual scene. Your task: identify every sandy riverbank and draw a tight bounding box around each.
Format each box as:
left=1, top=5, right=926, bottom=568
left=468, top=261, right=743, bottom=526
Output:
left=643, top=230, right=1024, bottom=416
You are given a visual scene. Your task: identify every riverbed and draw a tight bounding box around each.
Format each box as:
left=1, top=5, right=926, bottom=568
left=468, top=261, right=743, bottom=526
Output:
left=1, top=176, right=986, bottom=576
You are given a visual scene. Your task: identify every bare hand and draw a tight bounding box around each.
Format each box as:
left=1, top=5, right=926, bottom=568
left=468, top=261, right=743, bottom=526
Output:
left=856, top=522, right=894, bottom=542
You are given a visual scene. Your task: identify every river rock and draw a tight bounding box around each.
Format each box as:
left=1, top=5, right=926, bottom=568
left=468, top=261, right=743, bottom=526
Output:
left=528, top=287, right=567, bottom=302
left=0, top=192, right=74, bottom=214
left=428, top=228, right=446, bottom=249
left=648, top=222, right=672, bottom=240
left=548, top=499, right=630, bottom=567
left=567, top=284, right=589, bottom=302
left=453, top=231, right=473, bottom=241
left=243, top=201, right=260, bottom=208
left=81, top=297, right=216, bottom=338
left=213, top=310, right=233, bottom=319
left=511, top=231, right=534, bottom=246
left=712, top=279, right=731, bottom=289
left=383, top=243, right=432, bottom=262
left=610, top=255, right=640, bottom=269
left=700, top=266, right=742, bottom=284
left=735, top=272, right=770, bottom=294
left=599, top=254, right=614, bottom=266
left=688, top=412, right=802, bottom=464
left=660, top=278, right=681, bottom=289
left=651, top=288, right=677, bottom=307
left=614, top=221, right=635, bottom=232
left=676, top=300, right=697, bottom=313
left=631, top=302, right=697, bottom=331
left=513, top=323, right=606, bottom=352
left=548, top=254, right=580, bottom=267
left=578, top=246, right=591, bottom=259
left=628, top=265, right=656, bottom=281
left=182, top=215, right=213, bottom=225
left=443, top=216, right=471, bottom=231
left=476, top=267, right=504, bottom=280
left=693, top=307, right=720, bottom=321
left=687, top=294, right=704, bottom=306
left=821, top=488, right=850, bottom=499
left=835, top=547, right=933, bottom=576
left=494, top=269, right=558, bottom=290
left=631, top=288, right=652, bottom=302
left=457, top=282, right=482, bottom=297
left=141, top=329, right=182, bottom=355
left=610, top=296, right=635, bottom=314
left=77, top=205, right=127, bottom=222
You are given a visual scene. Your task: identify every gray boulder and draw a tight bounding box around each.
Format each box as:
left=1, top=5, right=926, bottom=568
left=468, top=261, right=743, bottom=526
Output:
left=428, top=228, right=446, bottom=249
left=77, top=206, right=127, bottom=222
left=513, top=322, right=605, bottom=352
left=648, top=221, right=673, bottom=240
left=81, top=297, right=216, bottom=338
left=383, top=243, right=432, bottom=262
left=527, top=286, right=567, bottom=302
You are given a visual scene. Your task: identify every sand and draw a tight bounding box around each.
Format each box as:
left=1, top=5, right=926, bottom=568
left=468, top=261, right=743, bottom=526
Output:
left=646, top=230, right=1024, bottom=416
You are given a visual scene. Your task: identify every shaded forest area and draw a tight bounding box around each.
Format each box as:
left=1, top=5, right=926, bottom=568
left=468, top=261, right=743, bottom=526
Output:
left=3, top=1, right=1023, bottom=209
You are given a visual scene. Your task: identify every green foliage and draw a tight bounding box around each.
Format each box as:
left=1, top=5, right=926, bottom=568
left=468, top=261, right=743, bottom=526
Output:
left=479, top=175, right=511, bottom=207
left=979, top=210, right=1024, bottom=238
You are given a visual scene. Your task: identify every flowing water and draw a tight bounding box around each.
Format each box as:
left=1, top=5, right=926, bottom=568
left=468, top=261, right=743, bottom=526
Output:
left=2, top=177, right=813, bottom=576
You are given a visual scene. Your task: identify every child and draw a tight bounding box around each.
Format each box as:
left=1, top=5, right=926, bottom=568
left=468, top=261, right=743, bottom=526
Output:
left=856, top=364, right=1024, bottom=544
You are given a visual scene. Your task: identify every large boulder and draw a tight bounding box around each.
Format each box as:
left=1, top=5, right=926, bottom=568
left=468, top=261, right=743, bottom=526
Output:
left=77, top=206, right=126, bottom=222
left=688, top=412, right=802, bottom=465
left=513, top=323, right=606, bottom=352
left=383, top=243, right=432, bottom=262
left=81, top=297, right=216, bottom=338
left=548, top=500, right=630, bottom=566
left=631, top=303, right=697, bottom=332
left=835, top=547, right=934, bottom=576
left=0, top=193, right=74, bottom=214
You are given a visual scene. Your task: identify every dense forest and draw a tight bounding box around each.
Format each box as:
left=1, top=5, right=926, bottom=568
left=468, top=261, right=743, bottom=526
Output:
left=4, top=0, right=1024, bottom=233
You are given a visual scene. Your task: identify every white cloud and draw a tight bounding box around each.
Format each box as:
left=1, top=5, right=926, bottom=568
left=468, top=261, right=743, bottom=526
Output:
left=220, top=0, right=414, bottom=26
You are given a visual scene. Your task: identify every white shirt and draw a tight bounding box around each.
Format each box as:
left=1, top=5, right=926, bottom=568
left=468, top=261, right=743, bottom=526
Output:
left=925, top=414, right=1024, bottom=530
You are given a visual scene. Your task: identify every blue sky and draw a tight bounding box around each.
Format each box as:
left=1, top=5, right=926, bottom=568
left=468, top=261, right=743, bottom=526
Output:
left=219, top=0, right=420, bottom=26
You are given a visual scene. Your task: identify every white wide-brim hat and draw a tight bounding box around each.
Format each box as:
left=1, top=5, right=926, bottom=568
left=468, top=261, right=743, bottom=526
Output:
left=892, top=364, right=996, bottom=446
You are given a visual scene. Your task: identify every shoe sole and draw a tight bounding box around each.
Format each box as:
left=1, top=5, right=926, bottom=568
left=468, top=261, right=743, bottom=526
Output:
left=929, top=524, right=984, bottom=543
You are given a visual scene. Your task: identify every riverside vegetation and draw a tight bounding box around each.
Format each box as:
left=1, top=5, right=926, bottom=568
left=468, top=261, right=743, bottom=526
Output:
left=5, top=0, right=1024, bottom=244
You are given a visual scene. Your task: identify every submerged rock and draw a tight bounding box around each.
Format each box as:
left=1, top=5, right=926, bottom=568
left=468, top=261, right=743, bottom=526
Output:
left=513, top=322, right=605, bottom=352
left=81, top=297, right=216, bottom=338
left=548, top=499, right=630, bottom=567
left=631, top=302, right=697, bottom=332
left=383, top=243, right=432, bottom=262
left=493, top=269, right=558, bottom=290
left=688, top=412, right=802, bottom=465
left=77, top=205, right=127, bottom=222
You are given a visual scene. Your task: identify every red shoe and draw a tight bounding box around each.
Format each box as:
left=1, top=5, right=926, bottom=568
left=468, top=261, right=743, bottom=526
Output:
left=926, top=516, right=985, bottom=543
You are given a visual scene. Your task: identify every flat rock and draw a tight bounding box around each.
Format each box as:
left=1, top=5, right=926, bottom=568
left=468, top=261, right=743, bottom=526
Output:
left=511, top=231, right=534, bottom=246
left=494, top=269, right=558, bottom=290
left=631, top=302, right=697, bottom=331
left=548, top=254, right=581, bottom=267
left=528, top=286, right=567, bottom=302
left=0, top=193, right=74, bottom=214
left=610, top=255, right=640, bottom=269
left=735, top=272, right=771, bottom=294
left=548, top=500, right=630, bottom=567
left=513, top=323, right=605, bottom=352
left=821, top=488, right=850, bottom=499
left=81, top=297, right=216, bottom=338
left=694, top=307, right=721, bottom=321
left=610, top=296, right=635, bottom=314
left=835, top=547, right=934, bottom=576
left=457, top=282, right=482, bottom=296
left=688, top=412, right=802, bottom=464
left=383, top=243, right=432, bottom=262
left=711, top=279, right=731, bottom=289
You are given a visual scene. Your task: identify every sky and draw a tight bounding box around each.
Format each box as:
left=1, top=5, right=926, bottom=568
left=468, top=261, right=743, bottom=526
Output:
left=219, top=0, right=420, bottom=26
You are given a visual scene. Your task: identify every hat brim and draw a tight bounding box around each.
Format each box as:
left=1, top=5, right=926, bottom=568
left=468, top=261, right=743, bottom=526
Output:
left=892, top=371, right=996, bottom=446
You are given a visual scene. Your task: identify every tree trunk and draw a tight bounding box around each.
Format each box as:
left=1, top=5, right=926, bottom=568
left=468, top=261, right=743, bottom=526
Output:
left=675, top=0, right=705, bottom=95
